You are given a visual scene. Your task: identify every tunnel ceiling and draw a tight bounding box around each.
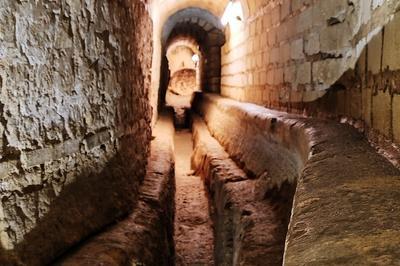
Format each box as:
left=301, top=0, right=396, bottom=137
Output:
left=166, top=37, right=200, bottom=56
left=161, top=7, right=225, bottom=48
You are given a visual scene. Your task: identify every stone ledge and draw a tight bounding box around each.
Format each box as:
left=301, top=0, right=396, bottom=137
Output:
left=193, top=92, right=400, bottom=265
left=192, top=114, right=293, bottom=265
left=56, top=111, right=176, bottom=265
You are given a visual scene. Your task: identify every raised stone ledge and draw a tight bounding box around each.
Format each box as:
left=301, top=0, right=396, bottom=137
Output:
left=56, top=111, right=175, bottom=265
left=193, top=92, right=400, bottom=265
left=192, top=114, right=294, bottom=265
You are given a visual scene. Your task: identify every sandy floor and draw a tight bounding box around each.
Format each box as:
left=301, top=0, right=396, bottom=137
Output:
left=174, top=130, right=214, bottom=266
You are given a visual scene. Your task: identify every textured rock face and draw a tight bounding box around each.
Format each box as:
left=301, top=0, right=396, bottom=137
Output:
left=0, top=0, right=152, bottom=264
left=297, top=11, right=400, bottom=167
left=166, top=69, right=197, bottom=127
left=221, top=0, right=400, bottom=102
left=192, top=115, right=294, bottom=266
left=57, top=112, right=175, bottom=266
left=167, top=69, right=197, bottom=97
left=220, top=0, right=400, bottom=148
left=193, top=93, right=400, bottom=265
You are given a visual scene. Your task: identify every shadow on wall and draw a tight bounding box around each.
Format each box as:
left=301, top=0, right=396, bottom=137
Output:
left=0, top=0, right=153, bottom=264
left=0, top=140, right=145, bottom=265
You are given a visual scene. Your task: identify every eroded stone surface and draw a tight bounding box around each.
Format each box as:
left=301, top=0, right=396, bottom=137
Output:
left=193, top=93, right=400, bottom=265
left=56, top=112, right=175, bottom=266
left=0, top=1, right=153, bottom=264
left=221, top=0, right=400, bottom=100
left=192, top=114, right=294, bottom=266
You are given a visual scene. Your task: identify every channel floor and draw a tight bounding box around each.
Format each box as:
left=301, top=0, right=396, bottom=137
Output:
left=174, top=129, right=214, bottom=265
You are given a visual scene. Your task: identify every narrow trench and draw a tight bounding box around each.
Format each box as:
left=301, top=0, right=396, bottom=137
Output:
left=173, top=129, right=214, bottom=265
left=171, top=118, right=295, bottom=266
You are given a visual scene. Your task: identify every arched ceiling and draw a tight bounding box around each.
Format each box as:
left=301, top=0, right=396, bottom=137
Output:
left=161, top=7, right=225, bottom=47
left=166, top=36, right=200, bottom=56
left=151, top=0, right=229, bottom=31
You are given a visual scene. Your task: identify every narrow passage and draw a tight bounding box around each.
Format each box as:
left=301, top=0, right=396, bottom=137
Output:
left=174, top=129, right=214, bottom=265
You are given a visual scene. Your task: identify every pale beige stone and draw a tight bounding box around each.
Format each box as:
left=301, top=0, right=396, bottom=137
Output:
left=367, top=31, right=382, bottom=74
left=372, top=90, right=392, bottom=136
left=383, top=13, right=400, bottom=70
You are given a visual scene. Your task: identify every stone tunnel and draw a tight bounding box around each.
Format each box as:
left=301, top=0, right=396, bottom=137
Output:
left=1, top=0, right=400, bottom=265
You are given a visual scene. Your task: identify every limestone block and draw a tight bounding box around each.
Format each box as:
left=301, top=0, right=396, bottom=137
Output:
left=254, top=36, right=261, bottom=50
left=319, top=0, right=348, bottom=19
left=291, top=38, right=304, bottom=60
left=349, top=88, right=363, bottom=119
left=362, top=88, right=372, bottom=127
left=285, top=64, right=296, bottom=83
left=277, top=21, right=289, bottom=43
left=263, top=13, right=272, bottom=30
left=268, top=29, right=276, bottom=47
left=271, top=7, right=281, bottom=26
left=313, top=59, right=344, bottom=86
left=282, top=42, right=291, bottom=62
left=270, top=47, right=280, bottom=63
left=320, top=22, right=351, bottom=53
left=281, top=0, right=291, bottom=19
left=263, top=51, right=270, bottom=66
left=260, top=70, right=268, bottom=85
left=357, top=47, right=367, bottom=81
left=383, top=13, right=400, bottom=70
left=273, top=67, right=284, bottom=85
left=393, top=94, right=400, bottom=143
left=367, top=31, right=382, bottom=74
left=372, top=90, right=392, bottom=136
left=296, top=7, right=312, bottom=34
left=256, top=17, right=262, bottom=33
left=296, top=62, right=311, bottom=84
left=261, top=32, right=268, bottom=47
left=305, top=32, right=320, bottom=55
left=267, top=70, right=274, bottom=85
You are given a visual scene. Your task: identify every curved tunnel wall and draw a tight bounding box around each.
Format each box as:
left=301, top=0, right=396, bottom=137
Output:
left=0, top=1, right=153, bottom=264
left=215, top=0, right=400, bottom=157
left=193, top=92, right=400, bottom=265
left=161, top=8, right=226, bottom=93
left=152, top=7, right=226, bottom=122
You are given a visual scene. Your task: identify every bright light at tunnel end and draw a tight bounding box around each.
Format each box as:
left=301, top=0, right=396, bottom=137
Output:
left=221, top=0, right=243, bottom=26
left=192, top=54, right=199, bottom=63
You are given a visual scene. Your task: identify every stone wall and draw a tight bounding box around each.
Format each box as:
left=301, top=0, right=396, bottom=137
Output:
left=221, top=0, right=400, bottom=145
left=0, top=0, right=152, bottom=264
left=167, top=45, right=196, bottom=75
left=167, top=69, right=197, bottom=96
left=302, top=11, right=400, bottom=163
left=193, top=93, right=400, bottom=265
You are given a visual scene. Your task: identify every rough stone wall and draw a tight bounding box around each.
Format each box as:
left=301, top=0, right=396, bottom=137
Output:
left=301, top=11, right=400, bottom=161
left=193, top=93, right=400, bottom=265
left=167, top=69, right=197, bottom=97
left=58, top=112, right=176, bottom=265
left=0, top=0, right=152, bottom=265
left=166, top=69, right=197, bottom=127
left=221, top=0, right=400, bottom=144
